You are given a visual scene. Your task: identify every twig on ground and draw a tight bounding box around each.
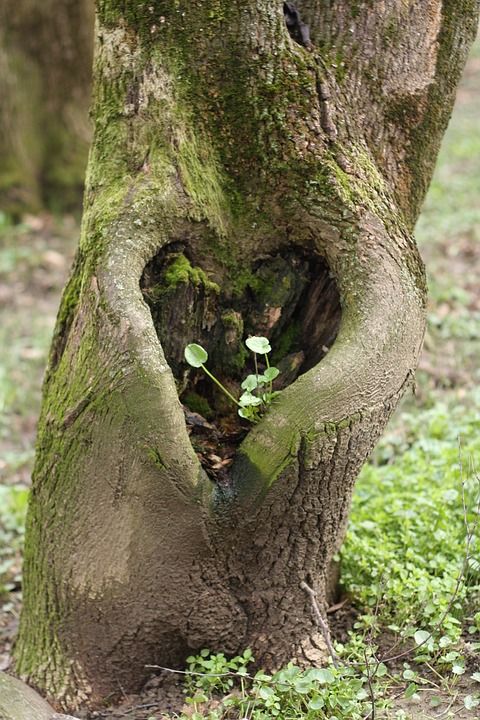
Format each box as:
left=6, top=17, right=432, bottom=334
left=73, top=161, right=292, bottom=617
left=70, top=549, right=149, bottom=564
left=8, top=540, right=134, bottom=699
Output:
left=362, top=645, right=376, bottom=720
left=116, top=679, right=128, bottom=700
left=95, top=702, right=160, bottom=718
left=327, top=597, right=349, bottom=614
left=300, top=580, right=339, bottom=667
left=435, top=691, right=459, bottom=717
left=145, top=664, right=233, bottom=678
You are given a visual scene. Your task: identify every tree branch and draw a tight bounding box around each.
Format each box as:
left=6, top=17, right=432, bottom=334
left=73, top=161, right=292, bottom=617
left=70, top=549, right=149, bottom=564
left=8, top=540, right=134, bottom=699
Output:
left=304, top=0, right=480, bottom=224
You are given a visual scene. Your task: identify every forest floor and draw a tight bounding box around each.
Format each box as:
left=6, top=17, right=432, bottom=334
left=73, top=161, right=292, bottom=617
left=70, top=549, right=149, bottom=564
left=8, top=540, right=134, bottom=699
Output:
left=0, top=38, right=479, bottom=720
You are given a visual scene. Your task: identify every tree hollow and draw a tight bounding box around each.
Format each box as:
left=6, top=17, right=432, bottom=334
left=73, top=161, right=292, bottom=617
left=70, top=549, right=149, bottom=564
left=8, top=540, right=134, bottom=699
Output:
left=141, top=241, right=342, bottom=424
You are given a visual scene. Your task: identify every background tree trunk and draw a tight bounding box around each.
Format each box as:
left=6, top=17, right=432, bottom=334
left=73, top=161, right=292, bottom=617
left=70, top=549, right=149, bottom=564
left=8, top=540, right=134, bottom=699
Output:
left=0, top=0, right=94, bottom=215
left=14, top=0, right=479, bottom=711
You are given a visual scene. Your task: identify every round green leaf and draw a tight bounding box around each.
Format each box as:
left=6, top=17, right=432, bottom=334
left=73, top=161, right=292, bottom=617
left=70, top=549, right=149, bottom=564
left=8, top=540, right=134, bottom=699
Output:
left=310, top=668, right=335, bottom=684
left=184, top=343, right=208, bottom=368
left=293, top=677, right=313, bottom=694
left=241, top=374, right=259, bottom=391
left=239, top=391, right=262, bottom=407
left=263, top=366, right=280, bottom=382
left=414, top=630, right=431, bottom=646
left=308, top=696, right=325, bottom=710
left=245, top=336, right=271, bottom=354
left=464, top=695, right=479, bottom=710
left=375, top=663, right=388, bottom=677
left=405, top=683, right=418, bottom=699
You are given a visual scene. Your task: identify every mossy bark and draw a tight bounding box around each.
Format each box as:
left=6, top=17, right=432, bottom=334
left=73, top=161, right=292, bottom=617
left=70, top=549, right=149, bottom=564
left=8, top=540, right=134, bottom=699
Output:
left=15, top=0, right=479, bottom=710
left=0, top=0, right=94, bottom=215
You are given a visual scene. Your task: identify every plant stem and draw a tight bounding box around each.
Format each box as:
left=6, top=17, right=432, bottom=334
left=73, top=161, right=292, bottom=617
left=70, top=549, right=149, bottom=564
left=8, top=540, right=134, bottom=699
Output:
left=253, top=353, right=263, bottom=404
left=201, top=365, right=240, bottom=407
left=265, top=353, right=272, bottom=396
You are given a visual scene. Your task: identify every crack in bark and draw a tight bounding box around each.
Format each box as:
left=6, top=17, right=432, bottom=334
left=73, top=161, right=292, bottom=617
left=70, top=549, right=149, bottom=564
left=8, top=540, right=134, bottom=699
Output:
left=62, top=391, right=94, bottom=429
left=315, top=71, right=337, bottom=142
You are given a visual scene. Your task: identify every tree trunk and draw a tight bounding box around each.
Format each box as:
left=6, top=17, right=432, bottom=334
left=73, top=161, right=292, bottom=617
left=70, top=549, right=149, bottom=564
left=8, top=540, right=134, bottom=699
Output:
left=14, top=0, right=478, bottom=711
left=0, top=0, right=94, bottom=215
left=0, top=672, right=78, bottom=720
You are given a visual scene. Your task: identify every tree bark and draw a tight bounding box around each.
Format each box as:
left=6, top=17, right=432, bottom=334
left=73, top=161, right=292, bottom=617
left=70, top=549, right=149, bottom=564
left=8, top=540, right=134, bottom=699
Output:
left=0, top=672, right=78, bottom=720
left=14, top=0, right=478, bottom=711
left=0, top=0, right=94, bottom=215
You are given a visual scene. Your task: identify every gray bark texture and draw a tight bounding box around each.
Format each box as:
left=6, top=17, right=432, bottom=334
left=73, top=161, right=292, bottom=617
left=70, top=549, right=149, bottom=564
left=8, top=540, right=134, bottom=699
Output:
left=0, top=672, right=78, bottom=720
left=14, top=0, right=479, bottom=711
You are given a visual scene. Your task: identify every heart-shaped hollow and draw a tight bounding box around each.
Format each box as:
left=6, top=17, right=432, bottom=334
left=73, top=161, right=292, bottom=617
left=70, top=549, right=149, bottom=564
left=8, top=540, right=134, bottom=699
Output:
left=141, top=241, right=341, bottom=481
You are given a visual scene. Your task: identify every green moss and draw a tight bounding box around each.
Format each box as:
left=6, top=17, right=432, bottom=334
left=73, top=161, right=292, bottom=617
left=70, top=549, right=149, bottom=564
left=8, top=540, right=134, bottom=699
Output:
left=183, top=391, right=214, bottom=419
left=228, top=268, right=262, bottom=298
left=350, top=2, right=360, bottom=18
left=147, top=447, right=166, bottom=469
left=177, top=127, right=230, bottom=236
left=96, top=0, right=171, bottom=47
left=217, top=311, right=248, bottom=373
left=382, top=18, right=400, bottom=47
left=333, top=50, right=347, bottom=83
left=162, top=254, right=220, bottom=294
left=308, top=145, right=390, bottom=225
left=221, top=310, right=242, bottom=330
left=271, top=321, right=300, bottom=363
left=163, top=254, right=193, bottom=287
left=228, top=346, right=248, bottom=373
left=238, top=427, right=302, bottom=497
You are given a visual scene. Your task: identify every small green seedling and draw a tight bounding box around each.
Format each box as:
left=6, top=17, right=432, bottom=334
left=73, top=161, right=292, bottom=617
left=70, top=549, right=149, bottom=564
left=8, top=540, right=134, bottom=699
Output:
left=184, top=336, right=281, bottom=423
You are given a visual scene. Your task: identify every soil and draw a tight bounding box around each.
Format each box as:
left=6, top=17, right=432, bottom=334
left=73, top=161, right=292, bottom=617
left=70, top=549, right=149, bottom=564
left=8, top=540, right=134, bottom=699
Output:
left=184, top=406, right=247, bottom=486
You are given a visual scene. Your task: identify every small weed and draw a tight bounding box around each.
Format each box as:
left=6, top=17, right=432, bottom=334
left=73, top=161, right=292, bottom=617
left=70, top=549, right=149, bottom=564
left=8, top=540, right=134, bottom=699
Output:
left=341, top=399, right=480, bottom=674
left=181, top=649, right=387, bottom=720
left=184, top=336, right=280, bottom=423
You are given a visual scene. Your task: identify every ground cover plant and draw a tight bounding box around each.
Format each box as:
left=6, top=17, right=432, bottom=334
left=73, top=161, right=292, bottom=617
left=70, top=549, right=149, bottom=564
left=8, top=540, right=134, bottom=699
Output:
left=0, top=32, right=479, bottom=720
left=341, top=401, right=480, bottom=664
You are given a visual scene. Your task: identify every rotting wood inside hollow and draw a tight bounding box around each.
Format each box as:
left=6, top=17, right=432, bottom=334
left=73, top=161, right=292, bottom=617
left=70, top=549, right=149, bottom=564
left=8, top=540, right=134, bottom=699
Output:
left=140, top=242, right=342, bottom=481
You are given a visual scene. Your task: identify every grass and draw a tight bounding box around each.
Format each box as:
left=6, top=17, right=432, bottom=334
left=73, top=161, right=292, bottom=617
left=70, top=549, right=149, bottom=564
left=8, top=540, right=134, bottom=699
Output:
left=341, top=401, right=480, bottom=669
